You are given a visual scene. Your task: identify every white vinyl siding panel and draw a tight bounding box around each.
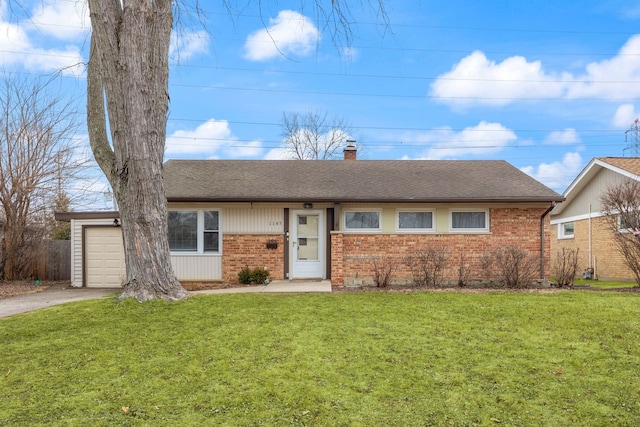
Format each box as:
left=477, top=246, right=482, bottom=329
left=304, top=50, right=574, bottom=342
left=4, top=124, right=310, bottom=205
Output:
left=223, top=207, right=284, bottom=233
left=559, top=169, right=631, bottom=220
left=170, top=255, right=222, bottom=281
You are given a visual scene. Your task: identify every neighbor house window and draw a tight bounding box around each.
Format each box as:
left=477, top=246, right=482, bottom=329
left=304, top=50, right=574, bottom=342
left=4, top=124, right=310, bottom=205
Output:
left=558, top=222, right=574, bottom=239
left=168, top=210, right=220, bottom=253
left=397, top=210, right=434, bottom=232
left=450, top=209, right=489, bottom=232
left=344, top=210, right=381, bottom=231
left=618, top=215, right=640, bottom=233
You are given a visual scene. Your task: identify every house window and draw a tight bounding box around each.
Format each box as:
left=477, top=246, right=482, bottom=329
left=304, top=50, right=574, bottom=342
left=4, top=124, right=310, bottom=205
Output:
left=203, top=211, right=220, bottom=253
left=168, top=210, right=220, bottom=253
left=559, top=222, right=574, bottom=239
left=397, top=210, right=434, bottom=232
left=618, top=215, right=640, bottom=233
left=344, top=210, right=381, bottom=231
left=450, top=209, right=489, bottom=232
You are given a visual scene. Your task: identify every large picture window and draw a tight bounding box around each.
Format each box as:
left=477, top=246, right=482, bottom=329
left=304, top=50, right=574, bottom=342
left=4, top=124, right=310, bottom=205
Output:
left=168, top=210, right=220, bottom=253
left=397, top=210, right=434, bottom=232
left=450, top=209, right=489, bottom=232
left=344, top=210, right=381, bottom=231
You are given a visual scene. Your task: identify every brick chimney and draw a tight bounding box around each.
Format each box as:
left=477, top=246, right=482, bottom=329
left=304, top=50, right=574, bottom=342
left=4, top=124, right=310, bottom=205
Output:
left=343, top=140, right=357, bottom=160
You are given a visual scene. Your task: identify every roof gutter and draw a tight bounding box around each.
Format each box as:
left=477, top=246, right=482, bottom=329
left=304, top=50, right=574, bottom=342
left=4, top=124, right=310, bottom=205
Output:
left=166, top=197, right=565, bottom=204
left=539, top=202, right=557, bottom=279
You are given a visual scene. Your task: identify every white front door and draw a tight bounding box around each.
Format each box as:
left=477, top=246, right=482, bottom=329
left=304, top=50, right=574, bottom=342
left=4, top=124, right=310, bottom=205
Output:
left=291, top=210, right=324, bottom=279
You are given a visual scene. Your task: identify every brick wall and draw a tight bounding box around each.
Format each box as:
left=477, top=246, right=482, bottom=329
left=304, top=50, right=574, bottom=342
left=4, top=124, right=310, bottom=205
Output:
left=334, top=207, right=551, bottom=286
left=552, top=215, right=636, bottom=281
left=222, top=234, right=284, bottom=283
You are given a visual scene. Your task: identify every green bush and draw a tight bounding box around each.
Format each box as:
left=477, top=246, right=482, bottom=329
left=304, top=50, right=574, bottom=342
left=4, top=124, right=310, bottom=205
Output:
left=238, top=266, right=271, bottom=284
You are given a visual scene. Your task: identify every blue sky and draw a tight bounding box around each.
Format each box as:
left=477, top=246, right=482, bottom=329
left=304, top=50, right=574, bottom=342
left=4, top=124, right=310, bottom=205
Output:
left=2, top=1, right=640, bottom=209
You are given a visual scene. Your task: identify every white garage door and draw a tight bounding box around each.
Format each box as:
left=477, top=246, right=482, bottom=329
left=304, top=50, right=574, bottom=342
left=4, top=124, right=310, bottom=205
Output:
left=85, top=227, right=125, bottom=288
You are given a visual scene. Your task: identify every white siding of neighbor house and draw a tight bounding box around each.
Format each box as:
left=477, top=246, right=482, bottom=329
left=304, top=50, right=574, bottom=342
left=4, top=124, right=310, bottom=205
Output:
left=553, top=168, right=633, bottom=221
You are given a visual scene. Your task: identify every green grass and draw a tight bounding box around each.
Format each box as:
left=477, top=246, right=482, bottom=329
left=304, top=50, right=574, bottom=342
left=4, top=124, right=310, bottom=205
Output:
left=573, top=279, right=638, bottom=289
left=2, top=291, right=640, bottom=426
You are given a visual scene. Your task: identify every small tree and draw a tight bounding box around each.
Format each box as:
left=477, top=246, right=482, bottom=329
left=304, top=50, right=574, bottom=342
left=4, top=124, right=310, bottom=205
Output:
left=456, top=252, right=471, bottom=287
left=552, top=247, right=580, bottom=287
left=50, top=191, right=72, bottom=240
left=492, top=245, right=537, bottom=288
left=600, top=179, right=640, bottom=285
left=0, top=75, right=79, bottom=280
left=370, top=255, right=398, bottom=288
left=281, top=110, right=355, bottom=160
left=404, top=247, right=448, bottom=287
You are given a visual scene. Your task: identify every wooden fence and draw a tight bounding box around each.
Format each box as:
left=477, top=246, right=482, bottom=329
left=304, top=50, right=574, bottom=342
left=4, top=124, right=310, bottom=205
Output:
left=34, top=240, right=71, bottom=281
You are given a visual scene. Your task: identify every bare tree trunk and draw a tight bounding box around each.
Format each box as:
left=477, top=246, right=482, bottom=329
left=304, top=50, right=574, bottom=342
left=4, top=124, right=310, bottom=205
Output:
left=87, top=0, right=186, bottom=301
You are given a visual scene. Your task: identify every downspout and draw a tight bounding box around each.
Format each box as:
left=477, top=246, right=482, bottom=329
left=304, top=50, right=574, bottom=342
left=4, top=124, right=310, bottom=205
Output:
left=589, top=203, right=595, bottom=270
left=540, top=203, right=557, bottom=279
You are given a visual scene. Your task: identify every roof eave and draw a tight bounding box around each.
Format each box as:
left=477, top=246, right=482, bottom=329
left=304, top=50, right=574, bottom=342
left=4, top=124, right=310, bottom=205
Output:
left=167, top=196, right=564, bottom=204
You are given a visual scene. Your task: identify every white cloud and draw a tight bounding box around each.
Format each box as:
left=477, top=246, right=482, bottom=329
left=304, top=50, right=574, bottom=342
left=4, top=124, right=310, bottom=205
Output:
left=170, top=30, right=210, bottom=61
left=521, top=152, right=583, bottom=192
left=567, top=35, right=640, bottom=99
left=431, top=35, right=640, bottom=107
left=404, top=121, right=517, bottom=160
left=263, top=147, right=290, bottom=160
left=544, top=128, right=580, bottom=145
left=29, top=0, right=89, bottom=40
left=165, top=119, right=263, bottom=158
left=0, top=4, right=85, bottom=75
left=613, top=104, right=638, bottom=128
left=430, top=51, right=566, bottom=107
left=243, top=10, right=320, bottom=61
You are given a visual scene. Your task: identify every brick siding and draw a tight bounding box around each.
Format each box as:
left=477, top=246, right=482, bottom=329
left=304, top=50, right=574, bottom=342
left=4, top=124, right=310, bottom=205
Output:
left=552, top=215, right=636, bottom=281
left=222, top=234, right=284, bottom=283
left=333, top=207, right=551, bottom=286
left=222, top=208, right=552, bottom=286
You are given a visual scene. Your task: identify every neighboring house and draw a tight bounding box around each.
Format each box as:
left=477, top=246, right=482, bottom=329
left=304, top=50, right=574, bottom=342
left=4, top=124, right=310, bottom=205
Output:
left=58, top=146, right=563, bottom=288
left=550, top=157, right=640, bottom=281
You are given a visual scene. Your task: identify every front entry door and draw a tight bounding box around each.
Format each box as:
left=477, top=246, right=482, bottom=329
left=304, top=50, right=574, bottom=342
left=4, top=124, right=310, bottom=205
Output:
left=291, top=210, right=324, bottom=279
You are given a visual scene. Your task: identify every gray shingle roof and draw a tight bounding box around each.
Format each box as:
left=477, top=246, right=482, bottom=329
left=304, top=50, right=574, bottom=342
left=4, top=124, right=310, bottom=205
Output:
left=163, top=160, right=563, bottom=203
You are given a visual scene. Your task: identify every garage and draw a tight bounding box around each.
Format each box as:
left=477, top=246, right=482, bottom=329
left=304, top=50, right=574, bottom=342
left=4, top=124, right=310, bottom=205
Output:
left=84, top=226, right=125, bottom=288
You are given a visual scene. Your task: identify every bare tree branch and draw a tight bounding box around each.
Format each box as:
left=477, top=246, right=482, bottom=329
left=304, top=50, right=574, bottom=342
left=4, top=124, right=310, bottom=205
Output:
left=0, top=74, right=81, bottom=279
left=281, top=110, right=355, bottom=160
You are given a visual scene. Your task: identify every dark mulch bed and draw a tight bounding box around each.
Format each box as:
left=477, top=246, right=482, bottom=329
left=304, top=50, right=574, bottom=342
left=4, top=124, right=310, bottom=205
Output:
left=0, top=280, right=54, bottom=300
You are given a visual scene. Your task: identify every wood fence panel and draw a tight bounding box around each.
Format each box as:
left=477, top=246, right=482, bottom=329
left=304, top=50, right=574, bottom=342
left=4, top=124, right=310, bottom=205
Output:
left=47, top=240, right=71, bottom=281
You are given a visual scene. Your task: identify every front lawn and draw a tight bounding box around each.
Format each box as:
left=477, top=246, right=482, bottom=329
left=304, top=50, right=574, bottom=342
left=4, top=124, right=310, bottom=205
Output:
left=2, top=291, right=640, bottom=426
left=573, top=278, right=638, bottom=289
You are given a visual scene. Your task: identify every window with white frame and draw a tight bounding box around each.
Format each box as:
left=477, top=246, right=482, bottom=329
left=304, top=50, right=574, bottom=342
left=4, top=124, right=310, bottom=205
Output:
left=450, top=209, right=489, bottom=232
left=397, top=210, right=434, bottom=232
left=168, top=210, right=220, bottom=253
left=344, top=210, right=381, bottom=231
left=618, top=214, right=640, bottom=233
left=558, top=222, right=574, bottom=239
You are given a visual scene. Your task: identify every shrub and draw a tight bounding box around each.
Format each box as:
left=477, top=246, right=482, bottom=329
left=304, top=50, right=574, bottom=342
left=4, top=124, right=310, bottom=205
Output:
left=404, top=246, right=448, bottom=287
left=492, top=245, right=537, bottom=288
left=238, top=266, right=271, bottom=284
left=552, top=247, right=580, bottom=287
left=370, top=255, right=399, bottom=287
left=456, top=252, right=471, bottom=287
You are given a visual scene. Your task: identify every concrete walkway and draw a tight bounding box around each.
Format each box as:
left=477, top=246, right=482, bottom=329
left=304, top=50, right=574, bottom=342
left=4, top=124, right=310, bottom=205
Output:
left=192, top=280, right=332, bottom=295
left=0, top=280, right=332, bottom=318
